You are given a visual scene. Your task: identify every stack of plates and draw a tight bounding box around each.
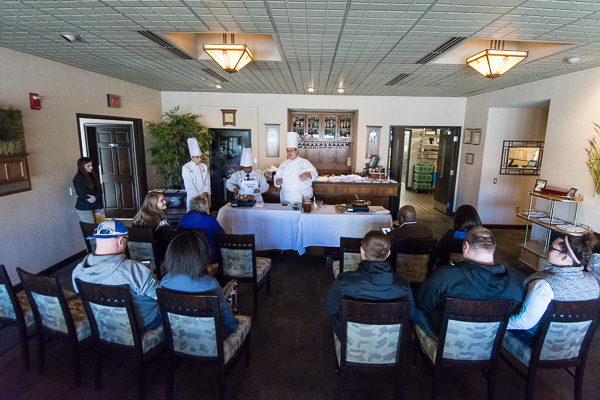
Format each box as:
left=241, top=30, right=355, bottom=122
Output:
left=556, top=224, right=586, bottom=234
left=538, top=217, right=564, bottom=225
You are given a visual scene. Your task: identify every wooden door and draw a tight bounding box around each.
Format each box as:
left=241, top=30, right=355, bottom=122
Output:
left=86, top=124, right=138, bottom=218
left=433, top=128, right=461, bottom=215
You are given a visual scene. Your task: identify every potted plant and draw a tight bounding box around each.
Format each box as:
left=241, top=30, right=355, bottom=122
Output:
left=0, top=105, right=25, bottom=155
left=146, top=106, right=213, bottom=188
left=586, top=122, right=600, bottom=196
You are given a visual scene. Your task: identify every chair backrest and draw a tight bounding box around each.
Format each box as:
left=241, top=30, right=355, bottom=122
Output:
left=156, top=287, right=224, bottom=363
left=79, top=221, right=97, bottom=254
left=75, top=279, right=141, bottom=349
left=339, top=237, right=363, bottom=274
left=436, top=298, right=513, bottom=366
left=17, top=268, right=77, bottom=337
left=127, top=226, right=159, bottom=273
left=530, top=299, right=600, bottom=366
left=339, top=297, right=412, bottom=368
left=390, top=238, right=437, bottom=283
left=448, top=238, right=464, bottom=266
left=214, top=233, right=256, bottom=280
left=0, top=265, right=25, bottom=323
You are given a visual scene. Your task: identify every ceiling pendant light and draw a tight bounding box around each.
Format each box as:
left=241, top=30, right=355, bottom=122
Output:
left=466, top=40, right=528, bottom=78
left=203, top=34, right=253, bottom=73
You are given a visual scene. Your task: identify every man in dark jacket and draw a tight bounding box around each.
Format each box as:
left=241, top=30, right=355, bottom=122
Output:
left=389, top=205, right=433, bottom=240
left=414, top=226, right=523, bottom=340
left=325, top=230, right=414, bottom=339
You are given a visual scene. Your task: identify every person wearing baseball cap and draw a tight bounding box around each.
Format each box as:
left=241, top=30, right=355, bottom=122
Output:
left=72, top=219, right=161, bottom=331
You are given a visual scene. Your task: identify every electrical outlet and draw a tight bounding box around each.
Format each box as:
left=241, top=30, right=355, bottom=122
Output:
left=493, top=178, right=498, bottom=184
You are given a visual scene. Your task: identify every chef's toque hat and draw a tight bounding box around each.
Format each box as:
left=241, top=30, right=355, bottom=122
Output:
left=240, top=148, right=253, bottom=167
left=187, top=138, right=201, bottom=157
left=286, top=131, right=298, bottom=149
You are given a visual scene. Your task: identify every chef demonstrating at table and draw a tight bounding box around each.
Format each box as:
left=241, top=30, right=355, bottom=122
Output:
left=274, top=132, right=318, bottom=204
left=226, top=147, right=269, bottom=202
left=182, top=137, right=211, bottom=211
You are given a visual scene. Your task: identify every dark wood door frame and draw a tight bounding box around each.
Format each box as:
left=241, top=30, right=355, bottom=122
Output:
left=76, top=114, right=148, bottom=216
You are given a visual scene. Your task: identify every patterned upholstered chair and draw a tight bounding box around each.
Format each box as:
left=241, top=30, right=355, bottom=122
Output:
left=414, top=298, right=514, bottom=400
left=332, top=237, right=363, bottom=279
left=16, top=268, right=91, bottom=387
left=74, top=279, right=164, bottom=400
left=334, top=297, right=412, bottom=400
left=127, top=226, right=161, bottom=278
left=501, top=299, right=600, bottom=400
left=389, top=237, right=437, bottom=289
left=0, top=265, right=35, bottom=370
left=156, top=288, right=252, bottom=400
left=214, top=233, right=271, bottom=317
left=79, top=221, right=97, bottom=254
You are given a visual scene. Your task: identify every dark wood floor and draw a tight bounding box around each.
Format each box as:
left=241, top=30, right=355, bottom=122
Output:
left=2, top=192, right=599, bottom=399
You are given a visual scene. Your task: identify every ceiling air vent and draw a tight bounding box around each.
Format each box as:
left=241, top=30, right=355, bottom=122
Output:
left=416, top=37, right=466, bottom=64
left=385, top=73, right=411, bottom=86
left=138, top=31, right=194, bottom=60
left=201, top=68, right=229, bottom=83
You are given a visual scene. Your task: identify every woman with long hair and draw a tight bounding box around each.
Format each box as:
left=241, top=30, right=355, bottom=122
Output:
left=159, top=231, right=239, bottom=337
left=73, top=157, right=103, bottom=223
left=508, top=232, right=599, bottom=343
left=132, top=192, right=169, bottom=230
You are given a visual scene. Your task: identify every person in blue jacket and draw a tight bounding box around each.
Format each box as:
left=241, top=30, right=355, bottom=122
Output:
left=159, top=231, right=238, bottom=337
left=178, top=195, right=225, bottom=264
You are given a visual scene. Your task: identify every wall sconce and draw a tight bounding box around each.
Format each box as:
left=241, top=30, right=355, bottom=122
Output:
left=29, top=93, right=41, bottom=110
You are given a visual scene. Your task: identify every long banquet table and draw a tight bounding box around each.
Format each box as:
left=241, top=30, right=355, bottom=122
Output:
left=216, top=203, right=393, bottom=254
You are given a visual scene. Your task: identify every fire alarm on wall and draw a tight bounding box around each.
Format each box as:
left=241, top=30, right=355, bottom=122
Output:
left=107, top=94, right=121, bottom=108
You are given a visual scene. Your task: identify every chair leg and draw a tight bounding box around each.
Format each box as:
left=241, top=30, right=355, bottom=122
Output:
left=524, top=366, right=537, bottom=400
left=253, top=285, right=259, bottom=317
left=395, top=366, right=406, bottom=400
left=267, top=271, right=271, bottom=295
left=245, top=333, right=251, bottom=369
left=431, top=365, right=441, bottom=400
left=166, top=356, right=175, bottom=400
left=574, top=365, right=585, bottom=400
left=37, top=334, right=45, bottom=374
left=18, top=330, right=29, bottom=371
left=94, top=345, right=102, bottom=390
left=72, top=342, right=81, bottom=387
left=137, top=357, right=146, bottom=400
left=487, top=365, right=498, bottom=400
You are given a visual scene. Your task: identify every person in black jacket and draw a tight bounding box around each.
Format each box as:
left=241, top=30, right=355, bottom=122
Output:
left=73, top=157, right=103, bottom=223
left=414, top=226, right=523, bottom=340
left=325, top=230, right=414, bottom=339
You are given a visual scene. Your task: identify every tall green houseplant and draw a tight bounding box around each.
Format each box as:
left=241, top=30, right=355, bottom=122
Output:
left=586, top=122, right=600, bottom=195
left=146, top=107, right=212, bottom=188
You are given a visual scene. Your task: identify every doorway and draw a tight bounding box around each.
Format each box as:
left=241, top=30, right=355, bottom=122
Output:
left=388, top=126, right=461, bottom=215
left=77, top=115, right=147, bottom=218
left=209, top=128, right=251, bottom=210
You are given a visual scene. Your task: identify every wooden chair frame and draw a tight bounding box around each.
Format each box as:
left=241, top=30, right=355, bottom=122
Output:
left=17, top=268, right=90, bottom=387
left=214, top=233, right=271, bottom=317
left=416, top=298, right=514, bottom=400
left=389, top=237, right=437, bottom=288
left=0, top=265, right=35, bottom=370
left=75, top=279, right=163, bottom=400
left=337, top=297, right=412, bottom=400
left=501, top=299, right=600, bottom=400
left=156, top=287, right=251, bottom=400
left=127, top=225, right=161, bottom=278
left=78, top=221, right=97, bottom=254
left=337, top=237, right=363, bottom=275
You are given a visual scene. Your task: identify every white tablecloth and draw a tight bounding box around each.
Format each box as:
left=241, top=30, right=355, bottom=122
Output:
left=216, top=203, right=393, bottom=254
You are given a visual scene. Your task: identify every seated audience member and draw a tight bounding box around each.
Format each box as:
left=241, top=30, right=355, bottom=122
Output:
left=159, top=231, right=239, bottom=338
left=389, top=205, right=433, bottom=240
left=508, top=233, right=599, bottom=344
left=72, top=219, right=161, bottom=331
left=434, top=204, right=482, bottom=266
left=178, top=195, right=225, bottom=264
left=325, top=230, right=414, bottom=340
left=132, top=192, right=171, bottom=261
left=415, top=226, right=522, bottom=340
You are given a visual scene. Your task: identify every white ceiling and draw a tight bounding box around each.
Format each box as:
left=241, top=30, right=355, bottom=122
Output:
left=1, top=0, right=599, bottom=97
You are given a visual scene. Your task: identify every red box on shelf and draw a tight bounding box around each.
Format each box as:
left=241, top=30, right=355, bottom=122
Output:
left=540, top=187, right=568, bottom=196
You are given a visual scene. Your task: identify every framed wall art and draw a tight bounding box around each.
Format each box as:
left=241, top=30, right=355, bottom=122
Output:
left=472, top=128, right=482, bottom=145
left=534, top=179, right=547, bottom=192
left=463, top=128, right=472, bottom=144
left=466, top=153, right=474, bottom=164
left=221, top=109, right=236, bottom=126
left=265, top=124, right=280, bottom=157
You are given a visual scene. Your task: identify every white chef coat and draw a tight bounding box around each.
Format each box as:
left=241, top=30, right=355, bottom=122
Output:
left=225, top=170, right=269, bottom=202
left=274, top=156, right=318, bottom=203
left=182, top=160, right=211, bottom=210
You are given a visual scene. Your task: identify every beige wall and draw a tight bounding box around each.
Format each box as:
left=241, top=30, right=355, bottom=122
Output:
left=0, top=47, right=162, bottom=283
left=459, top=65, right=600, bottom=231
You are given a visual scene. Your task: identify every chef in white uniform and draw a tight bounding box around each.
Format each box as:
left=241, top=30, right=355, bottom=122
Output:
left=226, top=147, right=269, bottom=202
left=181, top=137, right=211, bottom=211
left=274, top=132, right=318, bottom=203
